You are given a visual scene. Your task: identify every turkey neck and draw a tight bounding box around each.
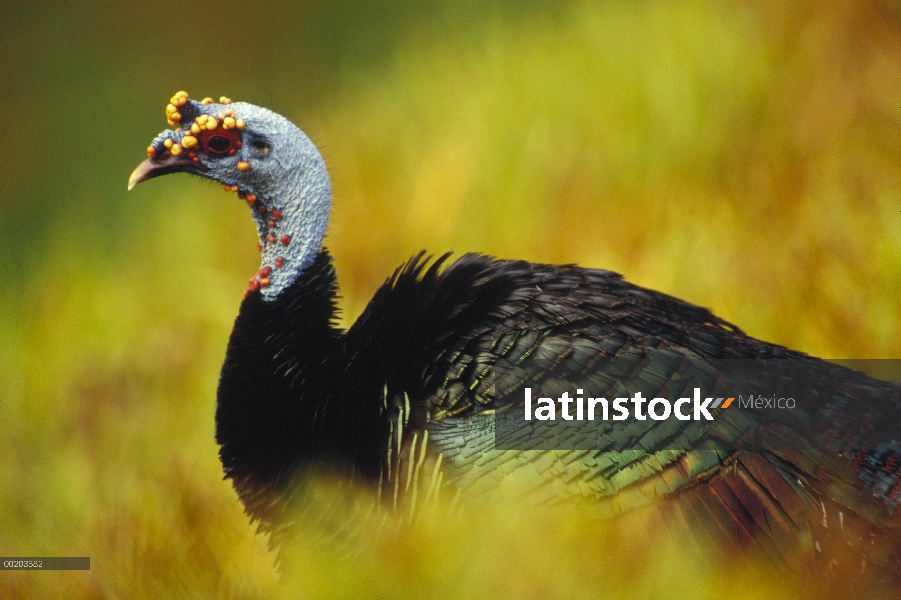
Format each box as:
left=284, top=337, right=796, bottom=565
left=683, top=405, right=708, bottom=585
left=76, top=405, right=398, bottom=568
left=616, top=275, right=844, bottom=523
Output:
left=216, top=249, right=342, bottom=488
left=242, top=120, right=331, bottom=302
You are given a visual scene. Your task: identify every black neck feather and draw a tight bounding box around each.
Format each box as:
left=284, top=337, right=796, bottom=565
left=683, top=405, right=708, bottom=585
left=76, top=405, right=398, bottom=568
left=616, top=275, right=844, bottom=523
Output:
left=215, top=249, right=342, bottom=515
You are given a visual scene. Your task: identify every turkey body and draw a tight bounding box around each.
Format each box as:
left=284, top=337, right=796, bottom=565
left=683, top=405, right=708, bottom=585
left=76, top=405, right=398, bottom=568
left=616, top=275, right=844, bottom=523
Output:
left=130, top=93, right=901, bottom=593
left=217, top=249, right=901, bottom=585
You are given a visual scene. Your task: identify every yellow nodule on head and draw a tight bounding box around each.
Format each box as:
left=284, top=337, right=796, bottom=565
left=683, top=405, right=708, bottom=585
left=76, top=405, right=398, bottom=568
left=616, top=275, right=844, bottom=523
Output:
left=169, top=90, right=189, bottom=107
left=164, top=96, right=186, bottom=126
left=159, top=91, right=241, bottom=128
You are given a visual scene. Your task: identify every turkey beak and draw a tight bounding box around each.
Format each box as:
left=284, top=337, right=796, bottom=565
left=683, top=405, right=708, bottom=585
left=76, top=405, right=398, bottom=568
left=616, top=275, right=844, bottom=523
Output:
left=127, top=156, right=202, bottom=190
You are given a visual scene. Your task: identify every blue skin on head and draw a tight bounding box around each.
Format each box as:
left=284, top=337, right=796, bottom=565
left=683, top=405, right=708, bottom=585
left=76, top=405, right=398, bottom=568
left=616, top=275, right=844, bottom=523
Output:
left=130, top=98, right=332, bottom=300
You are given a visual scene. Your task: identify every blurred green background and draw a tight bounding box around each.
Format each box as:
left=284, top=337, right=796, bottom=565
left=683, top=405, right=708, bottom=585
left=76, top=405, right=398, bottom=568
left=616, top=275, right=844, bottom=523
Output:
left=1, top=0, right=900, bottom=597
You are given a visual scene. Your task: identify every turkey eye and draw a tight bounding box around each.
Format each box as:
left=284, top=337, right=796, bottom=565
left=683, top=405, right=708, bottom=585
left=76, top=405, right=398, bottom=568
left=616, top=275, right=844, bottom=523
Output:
left=198, top=128, right=242, bottom=158
left=208, top=136, right=231, bottom=152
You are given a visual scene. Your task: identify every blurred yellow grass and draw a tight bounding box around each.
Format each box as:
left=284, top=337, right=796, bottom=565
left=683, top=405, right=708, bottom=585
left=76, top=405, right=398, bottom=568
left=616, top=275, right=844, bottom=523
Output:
left=318, top=0, right=901, bottom=358
left=271, top=478, right=802, bottom=600
left=1, top=0, right=900, bottom=597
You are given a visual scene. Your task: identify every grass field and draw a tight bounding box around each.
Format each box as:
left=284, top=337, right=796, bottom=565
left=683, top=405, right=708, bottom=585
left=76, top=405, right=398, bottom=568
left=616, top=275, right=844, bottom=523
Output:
left=1, top=0, right=900, bottom=597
